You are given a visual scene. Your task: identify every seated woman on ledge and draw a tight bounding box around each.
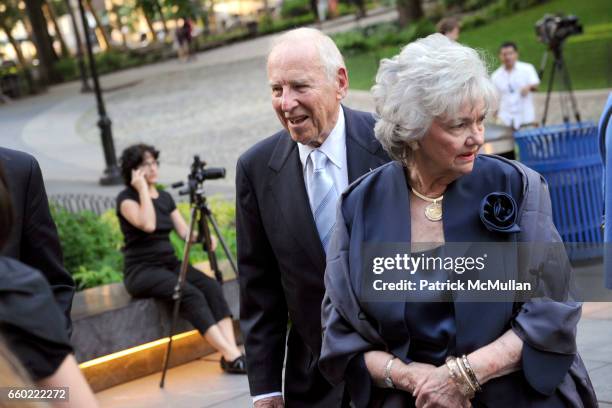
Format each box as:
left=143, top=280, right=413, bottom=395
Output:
left=116, top=143, right=245, bottom=374
left=319, top=34, right=596, bottom=407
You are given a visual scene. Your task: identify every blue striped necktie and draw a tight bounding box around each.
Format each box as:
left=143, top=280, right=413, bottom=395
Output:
left=309, top=149, right=338, bottom=253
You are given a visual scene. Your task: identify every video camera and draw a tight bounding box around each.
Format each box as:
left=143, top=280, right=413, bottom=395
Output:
left=189, top=155, right=225, bottom=183
left=172, top=155, right=225, bottom=198
left=535, top=14, right=582, bottom=51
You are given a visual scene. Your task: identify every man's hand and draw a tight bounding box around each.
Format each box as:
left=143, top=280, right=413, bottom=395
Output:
left=520, top=85, right=532, bottom=97
left=254, top=396, right=284, bottom=408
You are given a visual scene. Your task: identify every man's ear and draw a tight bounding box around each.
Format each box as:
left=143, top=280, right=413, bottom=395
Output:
left=336, top=67, right=349, bottom=99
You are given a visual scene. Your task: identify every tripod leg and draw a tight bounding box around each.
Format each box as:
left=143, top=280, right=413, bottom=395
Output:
left=160, top=206, right=198, bottom=388
left=207, top=212, right=239, bottom=277
left=556, top=60, right=570, bottom=124
left=199, top=208, right=224, bottom=283
left=542, top=58, right=557, bottom=126
left=559, top=56, right=581, bottom=122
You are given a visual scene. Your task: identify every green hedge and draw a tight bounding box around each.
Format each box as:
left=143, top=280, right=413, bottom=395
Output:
left=51, top=205, right=123, bottom=290
left=51, top=197, right=237, bottom=291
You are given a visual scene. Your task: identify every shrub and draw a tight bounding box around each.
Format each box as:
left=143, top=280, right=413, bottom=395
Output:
left=170, top=197, right=237, bottom=264
left=51, top=206, right=124, bottom=290
left=54, top=58, right=78, bottom=81
left=51, top=196, right=238, bottom=290
left=281, top=0, right=312, bottom=18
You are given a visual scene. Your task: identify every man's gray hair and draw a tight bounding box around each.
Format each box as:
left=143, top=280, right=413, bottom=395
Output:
left=372, top=33, right=498, bottom=162
left=269, top=28, right=346, bottom=81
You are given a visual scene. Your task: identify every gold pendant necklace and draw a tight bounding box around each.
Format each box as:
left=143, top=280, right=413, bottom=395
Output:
left=411, top=188, right=443, bottom=222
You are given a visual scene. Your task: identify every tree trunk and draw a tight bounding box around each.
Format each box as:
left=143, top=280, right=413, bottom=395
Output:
left=24, top=0, right=59, bottom=84
left=84, top=0, right=111, bottom=50
left=141, top=8, right=157, bottom=42
left=110, top=1, right=127, bottom=47
left=0, top=22, right=27, bottom=68
left=396, top=0, right=423, bottom=28
left=310, top=0, right=319, bottom=21
left=44, top=1, right=70, bottom=57
left=153, top=0, right=168, bottom=37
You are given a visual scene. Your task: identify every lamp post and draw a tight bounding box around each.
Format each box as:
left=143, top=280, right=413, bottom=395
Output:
left=77, top=0, right=122, bottom=185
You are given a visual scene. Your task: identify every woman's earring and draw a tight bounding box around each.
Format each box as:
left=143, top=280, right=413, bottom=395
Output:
left=409, top=141, right=420, bottom=151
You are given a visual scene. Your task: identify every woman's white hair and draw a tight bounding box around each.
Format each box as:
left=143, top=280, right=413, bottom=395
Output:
left=372, top=33, right=498, bottom=162
left=269, top=28, right=346, bottom=81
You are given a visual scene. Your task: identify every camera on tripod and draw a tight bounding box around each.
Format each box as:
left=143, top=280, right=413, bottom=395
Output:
left=535, top=14, right=583, bottom=51
left=534, top=13, right=583, bottom=125
left=189, top=155, right=225, bottom=183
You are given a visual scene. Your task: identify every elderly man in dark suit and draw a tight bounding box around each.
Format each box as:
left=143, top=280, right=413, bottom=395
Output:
left=0, top=147, right=75, bottom=333
left=236, top=28, right=390, bottom=408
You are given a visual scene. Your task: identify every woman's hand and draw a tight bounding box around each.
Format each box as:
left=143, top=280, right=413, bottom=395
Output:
left=394, top=361, right=437, bottom=394
left=131, top=168, right=148, bottom=192
left=413, top=365, right=471, bottom=408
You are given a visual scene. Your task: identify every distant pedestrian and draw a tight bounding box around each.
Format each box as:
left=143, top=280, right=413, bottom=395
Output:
left=436, top=16, right=461, bottom=41
left=176, top=18, right=194, bottom=62
left=491, top=41, right=540, bottom=129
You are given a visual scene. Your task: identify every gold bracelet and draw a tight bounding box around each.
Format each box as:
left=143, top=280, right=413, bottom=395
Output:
left=445, top=357, right=474, bottom=398
left=461, top=355, right=482, bottom=392
left=456, top=356, right=477, bottom=395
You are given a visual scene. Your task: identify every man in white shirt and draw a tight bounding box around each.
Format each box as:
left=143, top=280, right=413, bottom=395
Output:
left=491, top=42, right=540, bottom=129
left=236, top=28, right=389, bottom=407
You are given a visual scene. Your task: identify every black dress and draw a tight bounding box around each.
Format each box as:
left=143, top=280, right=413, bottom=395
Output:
left=116, top=187, right=231, bottom=334
left=0, top=256, right=73, bottom=381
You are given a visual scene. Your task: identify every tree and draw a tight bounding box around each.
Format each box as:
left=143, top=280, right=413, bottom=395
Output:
left=136, top=0, right=159, bottom=42
left=84, top=0, right=111, bottom=49
left=397, top=0, right=423, bottom=28
left=24, top=0, right=60, bottom=83
left=0, top=0, right=27, bottom=67
left=44, top=0, right=70, bottom=57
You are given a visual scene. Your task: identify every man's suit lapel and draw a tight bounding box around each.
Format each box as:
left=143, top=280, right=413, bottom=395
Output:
left=268, top=132, right=326, bottom=270
left=267, top=107, right=389, bottom=272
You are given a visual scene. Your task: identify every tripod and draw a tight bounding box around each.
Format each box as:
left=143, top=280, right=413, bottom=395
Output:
left=539, top=44, right=581, bottom=125
left=159, top=177, right=238, bottom=388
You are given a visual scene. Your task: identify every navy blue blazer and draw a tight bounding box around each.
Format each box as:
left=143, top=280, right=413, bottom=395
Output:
left=320, top=156, right=596, bottom=407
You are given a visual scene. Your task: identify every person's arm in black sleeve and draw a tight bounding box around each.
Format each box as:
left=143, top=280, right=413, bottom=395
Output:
left=20, top=156, right=75, bottom=335
left=236, top=158, right=288, bottom=398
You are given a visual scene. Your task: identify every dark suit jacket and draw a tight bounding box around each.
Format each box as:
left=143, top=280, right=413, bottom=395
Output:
left=236, top=107, right=390, bottom=407
left=0, top=147, right=74, bottom=334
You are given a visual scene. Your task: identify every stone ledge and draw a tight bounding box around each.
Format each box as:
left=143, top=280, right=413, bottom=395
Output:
left=70, top=277, right=240, bottom=391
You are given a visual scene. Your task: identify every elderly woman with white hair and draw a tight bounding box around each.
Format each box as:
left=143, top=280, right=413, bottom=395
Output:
left=318, top=34, right=596, bottom=407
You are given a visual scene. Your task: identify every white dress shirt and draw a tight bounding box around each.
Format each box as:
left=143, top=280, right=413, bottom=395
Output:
left=298, top=105, right=349, bottom=200
left=251, top=106, right=348, bottom=405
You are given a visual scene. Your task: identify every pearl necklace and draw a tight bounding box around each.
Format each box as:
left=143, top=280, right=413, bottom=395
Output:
left=411, top=188, right=443, bottom=222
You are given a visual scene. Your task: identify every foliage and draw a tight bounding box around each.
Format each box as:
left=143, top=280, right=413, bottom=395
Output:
left=332, top=19, right=435, bottom=55
left=344, top=0, right=612, bottom=90
left=461, top=0, right=549, bottom=30
left=170, top=197, right=237, bottom=265
left=258, top=13, right=316, bottom=35
left=0, top=0, right=21, bottom=34
left=53, top=57, right=78, bottom=80
left=164, top=0, right=200, bottom=18
left=51, top=206, right=124, bottom=291
left=281, top=0, right=312, bottom=18
left=51, top=196, right=238, bottom=290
